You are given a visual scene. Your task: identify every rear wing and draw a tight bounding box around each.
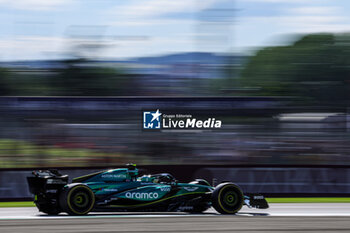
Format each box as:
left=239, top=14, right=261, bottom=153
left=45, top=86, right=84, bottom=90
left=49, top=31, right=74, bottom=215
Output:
left=27, top=170, right=68, bottom=195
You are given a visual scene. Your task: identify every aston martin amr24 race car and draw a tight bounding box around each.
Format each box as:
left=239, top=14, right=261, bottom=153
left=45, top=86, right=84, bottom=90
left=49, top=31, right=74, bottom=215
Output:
left=27, top=164, right=268, bottom=215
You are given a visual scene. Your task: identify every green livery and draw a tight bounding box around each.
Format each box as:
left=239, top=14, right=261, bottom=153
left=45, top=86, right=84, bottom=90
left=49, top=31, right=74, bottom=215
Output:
left=27, top=164, right=268, bottom=215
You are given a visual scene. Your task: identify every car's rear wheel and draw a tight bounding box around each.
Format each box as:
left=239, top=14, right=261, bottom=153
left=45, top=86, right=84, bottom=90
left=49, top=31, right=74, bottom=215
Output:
left=59, top=184, right=95, bottom=215
left=212, top=182, right=243, bottom=214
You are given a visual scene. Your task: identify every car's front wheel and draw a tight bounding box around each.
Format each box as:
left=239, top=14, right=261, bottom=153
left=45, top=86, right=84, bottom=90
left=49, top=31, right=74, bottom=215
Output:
left=212, top=182, right=243, bottom=214
left=59, top=183, right=95, bottom=215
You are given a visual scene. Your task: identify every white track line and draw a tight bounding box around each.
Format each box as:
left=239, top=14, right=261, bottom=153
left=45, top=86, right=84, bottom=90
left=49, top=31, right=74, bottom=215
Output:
left=1, top=204, right=350, bottom=220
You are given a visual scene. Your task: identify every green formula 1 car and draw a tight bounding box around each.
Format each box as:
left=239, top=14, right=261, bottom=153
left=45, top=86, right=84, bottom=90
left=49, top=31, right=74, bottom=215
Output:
left=27, top=164, right=268, bottom=215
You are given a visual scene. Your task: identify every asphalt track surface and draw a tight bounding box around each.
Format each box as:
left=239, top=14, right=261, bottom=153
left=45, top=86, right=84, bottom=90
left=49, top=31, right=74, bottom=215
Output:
left=1, top=203, right=350, bottom=232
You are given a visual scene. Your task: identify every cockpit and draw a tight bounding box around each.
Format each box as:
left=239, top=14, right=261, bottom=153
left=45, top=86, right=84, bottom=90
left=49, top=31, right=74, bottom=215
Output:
left=138, top=173, right=176, bottom=184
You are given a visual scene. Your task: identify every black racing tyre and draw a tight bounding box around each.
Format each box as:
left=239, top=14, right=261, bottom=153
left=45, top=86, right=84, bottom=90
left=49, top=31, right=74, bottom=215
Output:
left=59, top=183, right=95, bottom=215
left=212, top=182, right=244, bottom=214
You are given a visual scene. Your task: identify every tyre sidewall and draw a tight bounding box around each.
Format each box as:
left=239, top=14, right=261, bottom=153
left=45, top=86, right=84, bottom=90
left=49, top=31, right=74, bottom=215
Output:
left=212, top=183, right=243, bottom=214
left=59, top=183, right=95, bottom=215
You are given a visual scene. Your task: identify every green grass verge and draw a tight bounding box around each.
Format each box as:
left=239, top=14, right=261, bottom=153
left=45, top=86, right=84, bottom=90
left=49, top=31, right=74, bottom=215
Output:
left=0, top=202, right=35, bottom=207
left=1, top=197, right=350, bottom=208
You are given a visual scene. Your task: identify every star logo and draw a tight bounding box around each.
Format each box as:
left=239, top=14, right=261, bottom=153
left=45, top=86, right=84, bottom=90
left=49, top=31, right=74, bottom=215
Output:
left=151, top=109, right=162, bottom=122
left=143, top=109, right=162, bottom=129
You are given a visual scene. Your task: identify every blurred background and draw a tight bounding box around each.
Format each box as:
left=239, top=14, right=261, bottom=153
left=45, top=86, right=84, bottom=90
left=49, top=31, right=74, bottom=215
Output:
left=1, top=0, right=350, bottom=169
